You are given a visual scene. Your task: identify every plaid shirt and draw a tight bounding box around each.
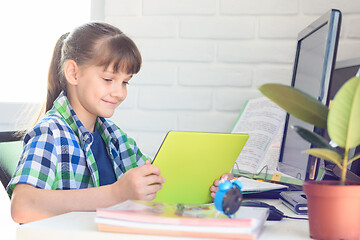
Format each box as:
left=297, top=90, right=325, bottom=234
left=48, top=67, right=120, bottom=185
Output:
left=7, top=91, right=149, bottom=197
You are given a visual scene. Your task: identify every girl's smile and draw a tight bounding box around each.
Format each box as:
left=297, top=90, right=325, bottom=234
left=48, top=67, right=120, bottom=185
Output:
left=102, top=99, right=118, bottom=105
left=66, top=62, right=132, bottom=132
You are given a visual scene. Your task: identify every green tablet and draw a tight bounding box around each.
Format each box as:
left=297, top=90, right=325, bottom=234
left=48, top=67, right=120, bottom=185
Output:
left=152, top=131, right=249, bottom=204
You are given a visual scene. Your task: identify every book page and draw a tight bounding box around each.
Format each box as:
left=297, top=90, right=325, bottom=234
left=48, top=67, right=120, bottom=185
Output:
left=231, top=97, right=286, bottom=174
left=237, top=177, right=288, bottom=192
left=260, top=121, right=285, bottom=171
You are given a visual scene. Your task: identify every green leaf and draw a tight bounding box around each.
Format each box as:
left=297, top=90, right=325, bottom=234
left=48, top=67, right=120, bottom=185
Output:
left=328, top=76, right=360, bottom=149
left=305, top=148, right=343, bottom=167
left=258, top=84, right=328, bottom=129
left=291, top=125, right=336, bottom=151
left=349, top=153, right=360, bottom=166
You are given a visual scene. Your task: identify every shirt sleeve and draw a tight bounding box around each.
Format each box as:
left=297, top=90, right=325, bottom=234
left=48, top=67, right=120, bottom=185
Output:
left=118, top=134, right=151, bottom=172
left=127, top=136, right=152, bottom=165
left=6, top=122, right=58, bottom=198
left=114, top=127, right=151, bottom=171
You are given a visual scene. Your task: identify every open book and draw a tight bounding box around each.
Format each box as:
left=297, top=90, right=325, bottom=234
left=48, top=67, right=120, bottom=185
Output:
left=231, top=97, right=286, bottom=176
left=231, top=97, right=309, bottom=189
left=96, top=200, right=269, bottom=239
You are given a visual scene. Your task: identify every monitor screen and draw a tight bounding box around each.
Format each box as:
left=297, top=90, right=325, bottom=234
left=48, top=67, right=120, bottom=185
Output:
left=277, top=9, right=342, bottom=180
left=326, top=58, right=360, bottom=177
left=331, top=58, right=360, bottom=99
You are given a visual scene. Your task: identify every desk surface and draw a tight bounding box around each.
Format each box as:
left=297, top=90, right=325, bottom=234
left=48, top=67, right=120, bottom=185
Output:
left=17, top=199, right=310, bottom=240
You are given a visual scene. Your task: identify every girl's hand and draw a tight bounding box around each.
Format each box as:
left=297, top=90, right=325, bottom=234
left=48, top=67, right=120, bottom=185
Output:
left=210, top=173, right=234, bottom=198
left=112, top=160, right=166, bottom=202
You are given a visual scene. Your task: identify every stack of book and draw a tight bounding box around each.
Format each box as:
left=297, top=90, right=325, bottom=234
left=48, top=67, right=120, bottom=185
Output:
left=95, top=200, right=269, bottom=239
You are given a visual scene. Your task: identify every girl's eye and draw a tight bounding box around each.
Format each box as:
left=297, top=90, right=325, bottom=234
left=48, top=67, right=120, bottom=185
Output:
left=123, top=81, right=129, bottom=85
left=103, top=78, right=112, bottom=82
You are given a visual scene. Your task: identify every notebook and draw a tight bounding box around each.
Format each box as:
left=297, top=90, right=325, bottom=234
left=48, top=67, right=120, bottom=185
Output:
left=152, top=131, right=249, bottom=204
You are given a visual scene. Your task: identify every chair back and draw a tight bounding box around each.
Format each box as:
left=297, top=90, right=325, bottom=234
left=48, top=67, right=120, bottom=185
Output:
left=0, top=131, right=23, bottom=191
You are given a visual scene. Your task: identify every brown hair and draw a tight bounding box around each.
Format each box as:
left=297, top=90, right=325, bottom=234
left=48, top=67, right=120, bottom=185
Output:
left=45, top=22, right=142, bottom=112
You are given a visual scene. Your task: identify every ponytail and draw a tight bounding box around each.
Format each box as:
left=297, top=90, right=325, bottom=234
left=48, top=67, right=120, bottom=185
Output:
left=46, top=32, right=69, bottom=112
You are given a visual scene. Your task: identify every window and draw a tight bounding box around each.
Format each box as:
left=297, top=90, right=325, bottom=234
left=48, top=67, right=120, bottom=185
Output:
left=0, top=0, right=91, bottom=103
left=0, top=2, right=91, bottom=239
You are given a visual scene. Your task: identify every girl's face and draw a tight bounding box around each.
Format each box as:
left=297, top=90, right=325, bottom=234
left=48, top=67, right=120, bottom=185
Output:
left=70, top=63, right=132, bottom=131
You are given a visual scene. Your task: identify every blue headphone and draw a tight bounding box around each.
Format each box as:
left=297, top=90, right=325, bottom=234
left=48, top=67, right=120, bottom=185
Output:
left=214, top=179, right=243, bottom=217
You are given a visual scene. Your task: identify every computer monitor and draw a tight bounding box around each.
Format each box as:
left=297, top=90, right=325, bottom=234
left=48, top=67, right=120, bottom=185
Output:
left=277, top=9, right=342, bottom=180
left=331, top=58, right=360, bottom=99
left=325, top=58, right=360, bottom=179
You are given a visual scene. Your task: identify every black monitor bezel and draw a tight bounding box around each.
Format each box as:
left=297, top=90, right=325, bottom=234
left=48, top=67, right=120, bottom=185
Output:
left=277, top=9, right=342, bottom=181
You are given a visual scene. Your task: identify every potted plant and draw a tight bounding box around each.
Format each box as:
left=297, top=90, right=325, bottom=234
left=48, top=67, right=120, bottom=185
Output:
left=258, top=74, right=360, bottom=240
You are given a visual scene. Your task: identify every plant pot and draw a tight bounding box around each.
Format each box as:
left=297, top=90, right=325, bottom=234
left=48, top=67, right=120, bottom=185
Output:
left=303, top=180, right=360, bottom=240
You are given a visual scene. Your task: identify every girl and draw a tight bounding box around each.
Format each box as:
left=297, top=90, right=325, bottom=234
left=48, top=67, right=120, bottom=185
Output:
left=7, top=22, right=165, bottom=223
left=7, top=22, right=226, bottom=224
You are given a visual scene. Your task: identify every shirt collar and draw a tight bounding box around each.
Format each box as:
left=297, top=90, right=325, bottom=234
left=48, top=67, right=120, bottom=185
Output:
left=52, top=91, right=119, bottom=148
left=95, top=117, right=120, bottom=149
left=53, top=91, right=93, bottom=146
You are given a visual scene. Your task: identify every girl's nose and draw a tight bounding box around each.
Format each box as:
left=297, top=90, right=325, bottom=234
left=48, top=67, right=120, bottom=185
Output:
left=110, top=81, right=126, bottom=100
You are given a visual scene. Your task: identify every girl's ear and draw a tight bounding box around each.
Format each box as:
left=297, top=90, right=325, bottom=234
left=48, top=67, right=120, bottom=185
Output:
left=64, top=60, right=79, bottom=86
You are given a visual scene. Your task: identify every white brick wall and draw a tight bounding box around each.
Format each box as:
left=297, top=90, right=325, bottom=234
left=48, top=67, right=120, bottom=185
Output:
left=220, top=0, right=298, bottom=15
left=142, top=0, right=216, bottom=15
left=102, top=0, right=360, bottom=158
left=302, top=0, right=360, bottom=14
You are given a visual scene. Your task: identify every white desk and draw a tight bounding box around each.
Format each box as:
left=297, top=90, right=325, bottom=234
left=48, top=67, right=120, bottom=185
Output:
left=16, top=199, right=310, bottom=240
